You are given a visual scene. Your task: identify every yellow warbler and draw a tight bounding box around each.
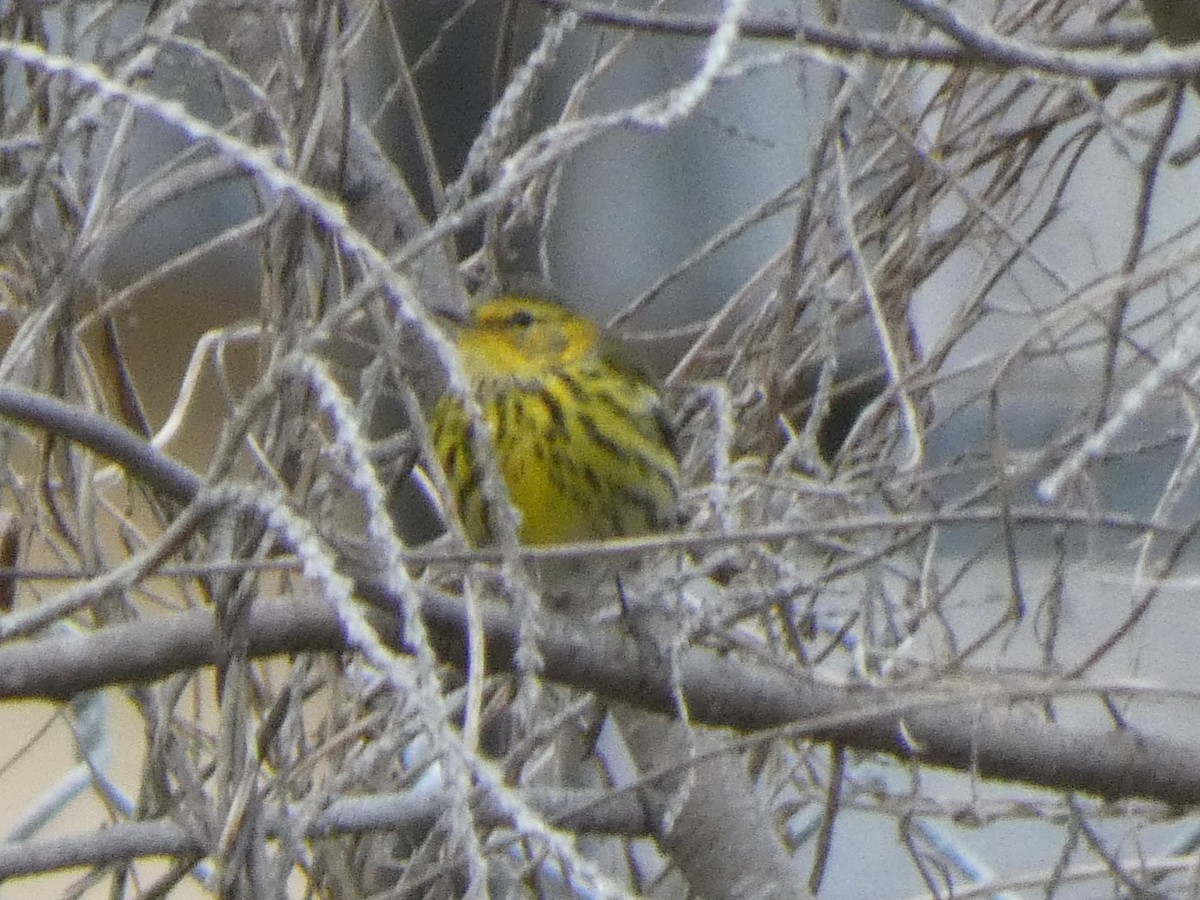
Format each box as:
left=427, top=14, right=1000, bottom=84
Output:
left=430, top=295, right=680, bottom=547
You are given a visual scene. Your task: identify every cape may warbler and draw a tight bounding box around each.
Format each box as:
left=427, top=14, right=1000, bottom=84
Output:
left=430, top=296, right=680, bottom=547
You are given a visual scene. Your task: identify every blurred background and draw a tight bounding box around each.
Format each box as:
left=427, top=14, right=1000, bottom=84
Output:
left=6, top=0, right=1200, bottom=897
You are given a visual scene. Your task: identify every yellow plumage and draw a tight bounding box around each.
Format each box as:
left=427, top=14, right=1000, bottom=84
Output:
left=430, top=296, right=680, bottom=546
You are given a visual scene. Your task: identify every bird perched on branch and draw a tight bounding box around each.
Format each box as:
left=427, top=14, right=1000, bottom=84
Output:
left=429, top=294, right=680, bottom=550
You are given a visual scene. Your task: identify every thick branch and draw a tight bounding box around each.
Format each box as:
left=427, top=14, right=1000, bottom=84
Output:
left=0, top=387, right=1196, bottom=807
left=0, top=786, right=650, bottom=879
left=0, top=587, right=1195, bottom=807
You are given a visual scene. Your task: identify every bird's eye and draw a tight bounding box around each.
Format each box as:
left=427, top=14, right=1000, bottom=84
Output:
left=507, top=310, right=535, bottom=328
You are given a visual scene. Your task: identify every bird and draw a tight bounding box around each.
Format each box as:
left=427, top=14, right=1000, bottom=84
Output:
left=428, top=294, right=680, bottom=549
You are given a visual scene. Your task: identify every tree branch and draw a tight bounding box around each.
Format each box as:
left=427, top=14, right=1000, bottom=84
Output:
left=0, top=582, right=1195, bottom=807
left=1, top=386, right=1198, bottom=811
left=0, top=785, right=652, bottom=879
left=537, top=0, right=1200, bottom=82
